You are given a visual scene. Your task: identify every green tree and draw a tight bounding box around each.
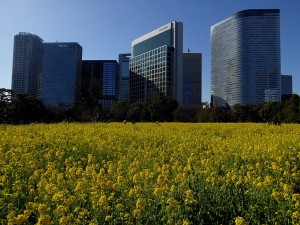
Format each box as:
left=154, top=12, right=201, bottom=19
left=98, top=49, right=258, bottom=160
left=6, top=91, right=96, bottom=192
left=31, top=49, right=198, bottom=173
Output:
left=110, top=101, right=130, bottom=121
left=173, top=105, right=200, bottom=122
left=197, top=107, right=233, bottom=122
left=0, top=88, right=12, bottom=123
left=282, top=94, right=300, bottom=123
left=258, top=102, right=283, bottom=123
left=147, top=96, right=178, bottom=122
left=232, top=104, right=261, bottom=122
left=127, top=101, right=145, bottom=122
left=7, top=94, right=46, bottom=124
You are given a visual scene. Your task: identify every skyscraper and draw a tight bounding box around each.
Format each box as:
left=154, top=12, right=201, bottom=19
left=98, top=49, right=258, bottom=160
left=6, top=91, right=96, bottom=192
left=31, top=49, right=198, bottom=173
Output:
left=183, top=53, right=202, bottom=106
left=11, top=32, right=43, bottom=98
left=100, top=60, right=119, bottom=108
left=42, top=42, right=82, bottom=107
left=118, top=53, right=131, bottom=102
left=281, top=74, right=293, bottom=98
left=211, top=9, right=281, bottom=107
left=81, top=60, right=119, bottom=108
left=81, top=60, right=103, bottom=107
left=130, top=21, right=183, bottom=104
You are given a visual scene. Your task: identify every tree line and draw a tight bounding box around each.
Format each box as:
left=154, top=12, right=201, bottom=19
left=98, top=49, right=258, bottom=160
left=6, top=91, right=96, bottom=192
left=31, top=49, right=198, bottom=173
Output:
left=0, top=88, right=299, bottom=124
left=175, top=94, right=300, bottom=123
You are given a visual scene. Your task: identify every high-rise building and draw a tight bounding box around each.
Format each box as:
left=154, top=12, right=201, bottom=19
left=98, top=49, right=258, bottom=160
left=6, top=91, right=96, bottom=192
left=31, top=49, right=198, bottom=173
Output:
left=100, top=60, right=119, bottom=108
left=211, top=9, right=281, bottom=107
left=81, top=60, right=103, bottom=107
left=118, top=53, right=131, bottom=102
left=11, top=32, right=43, bottom=98
left=281, top=74, right=293, bottom=98
left=130, top=21, right=183, bottom=104
left=42, top=42, right=82, bottom=107
left=81, top=60, right=119, bottom=108
left=183, top=53, right=202, bottom=106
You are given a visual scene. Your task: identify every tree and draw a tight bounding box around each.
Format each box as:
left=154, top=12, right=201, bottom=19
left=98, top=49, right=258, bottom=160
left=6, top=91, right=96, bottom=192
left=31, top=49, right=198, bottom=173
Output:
left=110, top=101, right=130, bottom=121
left=127, top=101, right=145, bottom=122
left=173, top=106, right=200, bottom=122
left=0, top=88, right=12, bottom=123
left=7, top=94, right=46, bottom=124
left=232, top=104, right=261, bottom=122
left=147, top=96, right=178, bottom=122
left=197, top=107, right=233, bottom=122
left=258, top=102, right=283, bottom=123
left=0, top=88, right=12, bottom=102
left=282, top=94, right=300, bottom=123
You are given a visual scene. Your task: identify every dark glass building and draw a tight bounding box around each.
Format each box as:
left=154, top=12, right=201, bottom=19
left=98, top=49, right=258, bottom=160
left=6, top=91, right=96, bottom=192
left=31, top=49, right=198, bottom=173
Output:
left=211, top=9, right=281, bottom=107
left=130, top=21, right=183, bottom=104
left=42, top=42, right=82, bottom=107
left=11, top=32, right=43, bottom=98
left=118, top=54, right=131, bottom=101
left=183, top=53, right=202, bottom=106
left=281, top=74, right=292, bottom=98
left=81, top=60, right=119, bottom=108
left=81, top=60, right=102, bottom=108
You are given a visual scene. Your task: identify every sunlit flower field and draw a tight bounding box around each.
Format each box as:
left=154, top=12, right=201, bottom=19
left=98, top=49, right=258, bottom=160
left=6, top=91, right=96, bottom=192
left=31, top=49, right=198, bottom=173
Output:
left=0, top=123, right=300, bottom=224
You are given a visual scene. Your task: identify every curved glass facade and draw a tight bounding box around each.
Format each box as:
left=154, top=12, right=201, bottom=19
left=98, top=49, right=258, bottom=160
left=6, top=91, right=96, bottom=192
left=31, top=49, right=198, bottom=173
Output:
left=211, top=9, right=281, bottom=107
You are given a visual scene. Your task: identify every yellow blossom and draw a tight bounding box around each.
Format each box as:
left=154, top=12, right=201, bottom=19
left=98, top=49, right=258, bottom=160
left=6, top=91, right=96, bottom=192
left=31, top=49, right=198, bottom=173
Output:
left=37, top=215, right=51, bottom=225
left=133, top=209, right=141, bottom=218
left=105, top=215, right=112, bottom=221
left=136, top=198, right=147, bottom=209
left=98, top=195, right=108, bottom=207
left=235, top=216, right=248, bottom=225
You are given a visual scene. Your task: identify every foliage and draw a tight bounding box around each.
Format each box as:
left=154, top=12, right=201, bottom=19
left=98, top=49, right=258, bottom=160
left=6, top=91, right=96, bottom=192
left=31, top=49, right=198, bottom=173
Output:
left=6, top=94, right=46, bottom=124
left=0, top=89, right=12, bottom=123
left=197, top=107, right=233, bottom=122
left=1, top=93, right=300, bottom=124
left=173, top=106, right=200, bottom=122
left=232, top=104, right=261, bottom=122
left=0, top=123, right=300, bottom=224
left=282, top=94, right=300, bottom=123
left=147, top=96, right=179, bottom=122
left=127, top=101, right=146, bottom=122
left=0, top=88, right=12, bottom=103
left=109, top=101, right=130, bottom=122
left=258, top=102, right=283, bottom=123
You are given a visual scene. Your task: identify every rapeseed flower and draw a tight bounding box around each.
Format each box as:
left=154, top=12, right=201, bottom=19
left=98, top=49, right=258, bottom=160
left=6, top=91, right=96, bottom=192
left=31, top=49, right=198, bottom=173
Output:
left=1, top=122, right=300, bottom=224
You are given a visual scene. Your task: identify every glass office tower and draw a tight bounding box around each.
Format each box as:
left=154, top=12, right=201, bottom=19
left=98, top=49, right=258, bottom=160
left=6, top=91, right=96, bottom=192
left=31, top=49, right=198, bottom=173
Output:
left=100, top=60, right=119, bottom=107
left=118, top=53, right=131, bottom=101
left=42, top=42, right=82, bottom=107
left=281, top=75, right=292, bottom=98
left=183, top=53, right=202, bottom=106
left=130, top=21, right=183, bottom=104
left=211, top=9, right=281, bottom=107
left=81, top=60, right=103, bottom=107
left=11, top=32, right=43, bottom=98
left=81, top=60, right=119, bottom=108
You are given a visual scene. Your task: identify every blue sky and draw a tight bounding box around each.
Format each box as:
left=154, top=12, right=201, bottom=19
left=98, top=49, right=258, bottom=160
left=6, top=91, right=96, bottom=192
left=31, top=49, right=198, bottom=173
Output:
left=0, top=0, right=299, bottom=102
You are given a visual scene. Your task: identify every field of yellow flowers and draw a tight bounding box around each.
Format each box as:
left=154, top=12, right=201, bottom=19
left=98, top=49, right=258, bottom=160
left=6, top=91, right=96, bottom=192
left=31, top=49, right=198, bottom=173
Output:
left=0, top=122, right=300, bottom=224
